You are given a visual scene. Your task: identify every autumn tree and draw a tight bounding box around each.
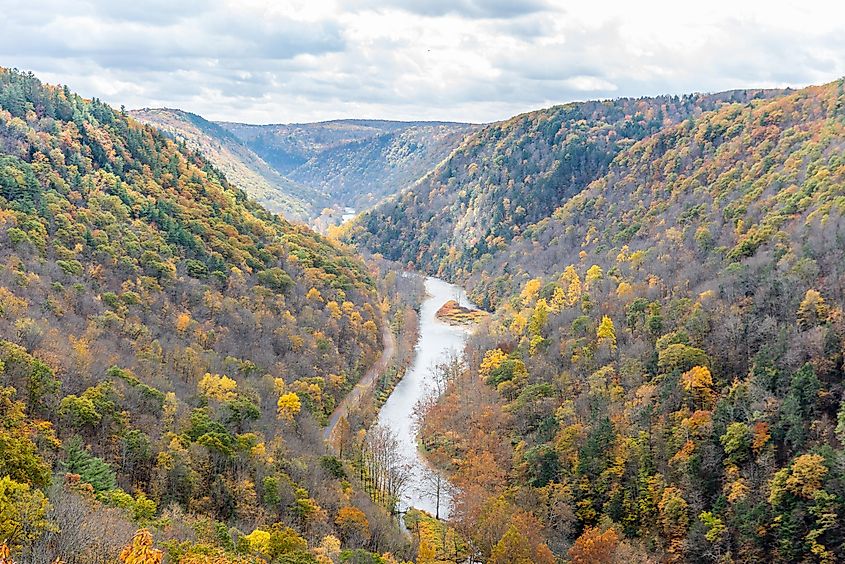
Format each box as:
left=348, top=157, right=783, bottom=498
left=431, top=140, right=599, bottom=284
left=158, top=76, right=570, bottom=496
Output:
left=119, top=529, right=163, bottom=564
left=568, top=527, right=621, bottom=564
left=680, top=365, right=714, bottom=408
left=277, top=392, right=302, bottom=422
left=596, top=315, right=617, bottom=352
left=797, top=289, right=829, bottom=329
left=0, top=476, right=54, bottom=552
left=335, top=506, right=370, bottom=547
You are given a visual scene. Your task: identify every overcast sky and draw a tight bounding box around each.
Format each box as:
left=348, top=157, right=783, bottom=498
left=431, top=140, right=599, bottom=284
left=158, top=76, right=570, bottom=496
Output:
left=1, top=0, right=843, bottom=124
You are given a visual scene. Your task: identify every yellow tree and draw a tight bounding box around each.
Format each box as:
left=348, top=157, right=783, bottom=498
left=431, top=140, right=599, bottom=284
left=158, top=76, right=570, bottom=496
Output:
left=489, top=524, right=554, bottom=564
left=797, top=289, right=829, bottom=329
left=479, top=349, right=508, bottom=381
left=549, top=287, right=567, bottom=313
left=277, top=392, right=302, bottom=421
left=197, top=373, right=237, bottom=402
left=596, top=316, right=617, bottom=352
left=174, top=312, right=191, bottom=334
left=314, top=535, right=341, bottom=564
left=558, top=265, right=582, bottom=307
left=585, top=264, right=604, bottom=288
left=769, top=453, right=828, bottom=504
left=659, top=487, right=689, bottom=561
left=306, top=287, right=324, bottom=302
left=530, top=299, right=549, bottom=330
left=520, top=278, right=544, bottom=307
left=119, top=529, right=162, bottom=564
left=326, top=301, right=342, bottom=319
left=680, top=366, right=714, bottom=407
left=335, top=506, right=370, bottom=545
left=509, top=312, right=528, bottom=336
left=0, top=476, right=55, bottom=552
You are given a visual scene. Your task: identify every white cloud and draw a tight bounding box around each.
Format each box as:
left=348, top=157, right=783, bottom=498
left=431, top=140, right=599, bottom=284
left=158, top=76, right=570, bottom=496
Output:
left=0, top=0, right=842, bottom=123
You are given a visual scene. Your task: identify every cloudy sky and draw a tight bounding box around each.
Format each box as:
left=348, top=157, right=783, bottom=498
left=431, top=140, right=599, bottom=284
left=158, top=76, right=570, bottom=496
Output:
left=1, top=0, right=843, bottom=124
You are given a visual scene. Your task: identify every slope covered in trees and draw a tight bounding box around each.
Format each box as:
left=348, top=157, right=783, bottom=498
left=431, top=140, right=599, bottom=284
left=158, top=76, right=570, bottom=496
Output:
left=0, top=68, right=409, bottom=561
left=413, top=80, right=845, bottom=562
left=131, top=108, right=326, bottom=220
left=219, top=119, right=477, bottom=212
left=346, top=89, right=786, bottom=286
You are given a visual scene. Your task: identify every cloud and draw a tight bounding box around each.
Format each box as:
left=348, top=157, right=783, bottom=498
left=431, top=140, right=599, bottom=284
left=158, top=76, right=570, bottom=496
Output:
left=348, top=0, right=551, bottom=19
left=0, top=0, right=842, bottom=124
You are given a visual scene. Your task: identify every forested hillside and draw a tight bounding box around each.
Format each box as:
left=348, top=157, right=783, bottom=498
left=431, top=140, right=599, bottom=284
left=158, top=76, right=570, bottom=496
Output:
left=346, top=89, right=785, bottom=285
left=414, top=80, right=845, bottom=562
left=131, top=108, right=326, bottom=220
left=6, top=61, right=845, bottom=564
left=283, top=123, right=477, bottom=210
left=219, top=119, right=476, bottom=212
left=0, top=68, right=409, bottom=562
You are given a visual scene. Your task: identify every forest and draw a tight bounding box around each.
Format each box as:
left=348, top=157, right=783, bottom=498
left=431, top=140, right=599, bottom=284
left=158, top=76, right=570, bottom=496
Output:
left=359, top=80, right=845, bottom=562
left=0, top=68, right=419, bottom=563
left=3, top=63, right=845, bottom=564
left=129, top=108, right=325, bottom=221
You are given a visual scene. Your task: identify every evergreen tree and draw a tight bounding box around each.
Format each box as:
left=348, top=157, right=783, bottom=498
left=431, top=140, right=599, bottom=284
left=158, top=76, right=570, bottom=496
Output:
left=60, top=436, right=118, bottom=492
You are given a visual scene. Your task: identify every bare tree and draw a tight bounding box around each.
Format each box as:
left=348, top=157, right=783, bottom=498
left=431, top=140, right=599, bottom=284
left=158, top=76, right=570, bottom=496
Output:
left=419, top=464, right=452, bottom=520
left=360, top=424, right=413, bottom=516
left=429, top=352, right=464, bottom=397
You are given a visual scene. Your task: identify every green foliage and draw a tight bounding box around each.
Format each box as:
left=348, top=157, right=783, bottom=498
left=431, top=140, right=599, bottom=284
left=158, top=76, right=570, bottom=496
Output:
left=98, top=488, right=157, bottom=522
left=258, top=267, right=294, bottom=293
left=320, top=455, right=346, bottom=479
left=0, top=340, right=60, bottom=416
left=720, top=422, right=751, bottom=465
left=350, top=89, right=781, bottom=303
left=0, top=68, right=401, bottom=559
left=339, top=549, right=385, bottom=563
left=0, top=386, right=52, bottom=488
left=485, top=358, right=527, bottom=386
left=408, top=79, right=845, bottom=563
left=657, top=344, right=710, bottom=374
left=60, top=436, right=118, bottom=492
left=0, top=475, right=55, bottom=551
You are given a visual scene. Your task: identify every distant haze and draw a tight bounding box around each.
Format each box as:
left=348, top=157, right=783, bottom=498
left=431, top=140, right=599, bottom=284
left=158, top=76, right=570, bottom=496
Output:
left=1, top=0, right=843, bottom=123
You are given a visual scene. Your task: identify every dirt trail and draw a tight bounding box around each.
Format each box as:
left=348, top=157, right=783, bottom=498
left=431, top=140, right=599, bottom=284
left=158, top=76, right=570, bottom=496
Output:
left=323, top=324, right=396, bottom=445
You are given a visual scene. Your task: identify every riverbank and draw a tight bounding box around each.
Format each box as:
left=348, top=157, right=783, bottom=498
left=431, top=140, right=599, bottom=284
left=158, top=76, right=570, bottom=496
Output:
left=376, top=277, right=477, bottom=520
left=323, top=323, right=396, bottom=446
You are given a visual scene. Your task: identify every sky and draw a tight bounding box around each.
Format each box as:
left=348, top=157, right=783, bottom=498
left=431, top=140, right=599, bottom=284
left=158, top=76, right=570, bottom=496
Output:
left=1, top=0, right=844, bottom=124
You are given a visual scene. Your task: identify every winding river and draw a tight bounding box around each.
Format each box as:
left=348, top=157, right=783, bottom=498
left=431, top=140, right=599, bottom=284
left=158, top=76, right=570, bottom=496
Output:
left=376, top=276, right=476, bottom=520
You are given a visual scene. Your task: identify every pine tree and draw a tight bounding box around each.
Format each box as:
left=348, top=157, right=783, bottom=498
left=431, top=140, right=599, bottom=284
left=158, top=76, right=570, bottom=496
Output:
left=60, top=436, right=117, bottom=492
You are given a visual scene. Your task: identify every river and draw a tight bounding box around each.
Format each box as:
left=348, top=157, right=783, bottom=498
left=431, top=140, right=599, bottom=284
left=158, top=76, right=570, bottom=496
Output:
left=376, top=276, right=476, bottom=520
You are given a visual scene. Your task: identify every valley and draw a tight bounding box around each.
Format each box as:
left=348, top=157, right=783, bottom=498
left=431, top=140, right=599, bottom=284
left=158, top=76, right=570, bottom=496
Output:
left=2, top=64, right=845, bottom=564
left=133, top=110, right=478, bottom=232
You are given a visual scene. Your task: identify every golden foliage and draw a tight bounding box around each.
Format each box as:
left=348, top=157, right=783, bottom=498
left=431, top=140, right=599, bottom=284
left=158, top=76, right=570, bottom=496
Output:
left=197, top=373, right=238, bottom=402
left=478, top=349, right=508, bottom=380
left=785, top=454, right=828, bottom=499
left=175, top=312, right=192, bottom=333
left=568, top=527, right=621, bottom=564
left=680, top=366, right=714, bottom=406
left=119, top=529, right=162, bottom=564
left=306, top=287, right=323, bottom=302
left=519, top=278, right=543, bottom=306
left=585, top=264, right=604, bottom=286
left=335, top=506, right=370, bottom=543
left=276, top=392, right=302, bottom=421
left=596, top=315, right=616, bottom=351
